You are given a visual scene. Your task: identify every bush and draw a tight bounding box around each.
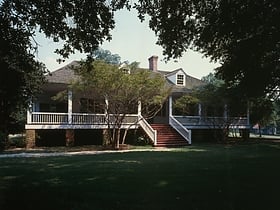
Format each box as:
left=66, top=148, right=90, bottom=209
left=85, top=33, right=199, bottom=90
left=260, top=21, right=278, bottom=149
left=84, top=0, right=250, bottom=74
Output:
left=0, top=132, right=8, bottom=150
left=8, top=134, right=26, bottom=148
left=134, top=135, right=151, bottom=146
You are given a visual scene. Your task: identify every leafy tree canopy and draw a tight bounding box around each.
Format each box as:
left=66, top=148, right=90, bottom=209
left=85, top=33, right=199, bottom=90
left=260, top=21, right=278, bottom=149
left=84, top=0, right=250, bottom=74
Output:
left=1, top=0, right=129, bottom=59
left=0, top=7, right=46, bottom=137
left=90, top=48, right=121, bottom=65
left=200, top=73, right=275, bottom=126
left=0, top=0, right=129, bottom=139
left=135, top=0, right=280, bottom=99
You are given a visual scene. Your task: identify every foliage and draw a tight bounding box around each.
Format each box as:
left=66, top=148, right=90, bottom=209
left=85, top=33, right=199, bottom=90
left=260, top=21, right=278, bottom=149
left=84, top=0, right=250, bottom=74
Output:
left=249, top=98, right=274, bottom=127
left=72, top=60, right=170, bottom=148
left=0, top=6, right=46, bottom=137
left=1, top=0, right=129, bottom=59
left=8, top=134, right=26, bottom=148
left=194, top=73, right=249, bottom=141
left=272, top=100, right=280, bottom=130
left=135, top=0, right=280, bottom=99
left=90, top=48, right=121, bottom=65
left=173, top=95, right=199, bottom=116
left=0, top=131, right=6, bottom=150
left=201, top=73, right=278, bottom=130
left=199, top=73, right=251, bottom=118
left=197, top=74, right=229, bottom=118
left=0, top=0, right=130, bottom=136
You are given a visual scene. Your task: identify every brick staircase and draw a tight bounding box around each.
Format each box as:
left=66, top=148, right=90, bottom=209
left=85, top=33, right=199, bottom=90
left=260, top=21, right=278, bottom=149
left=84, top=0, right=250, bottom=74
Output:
left=151, top=124, right=190, bottom=147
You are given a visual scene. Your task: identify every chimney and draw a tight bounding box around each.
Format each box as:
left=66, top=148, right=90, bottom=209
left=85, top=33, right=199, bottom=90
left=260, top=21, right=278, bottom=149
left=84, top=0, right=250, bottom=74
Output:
left=148, top=55, right=158, bottom=71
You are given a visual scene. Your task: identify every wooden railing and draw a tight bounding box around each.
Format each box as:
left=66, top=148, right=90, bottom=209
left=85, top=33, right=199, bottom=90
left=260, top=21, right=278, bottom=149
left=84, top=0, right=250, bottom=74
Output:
left=31, top=112, right=68, bottom=124
left=138, top=117, right=157, bottom=145
left=29, top=112, right=138, bottom=125
left=174, top=116, right=249, bottom=127
left=169, top=116, right=191, bottom=144
left=72, top=113, right=106, bottom=124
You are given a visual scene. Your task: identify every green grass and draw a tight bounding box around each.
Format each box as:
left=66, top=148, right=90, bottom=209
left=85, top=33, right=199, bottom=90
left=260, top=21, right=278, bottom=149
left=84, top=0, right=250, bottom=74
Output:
left=1, top=143, right=280, bottom=210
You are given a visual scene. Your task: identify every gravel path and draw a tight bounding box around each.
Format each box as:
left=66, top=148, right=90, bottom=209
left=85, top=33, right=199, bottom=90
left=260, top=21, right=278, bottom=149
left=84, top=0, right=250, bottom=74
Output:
left=0, top=148, right=173, bottom=158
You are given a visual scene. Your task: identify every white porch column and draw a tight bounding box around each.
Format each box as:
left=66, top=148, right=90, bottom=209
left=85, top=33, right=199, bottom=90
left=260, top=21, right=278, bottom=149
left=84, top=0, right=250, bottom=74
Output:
left=198, top=103, right=202, bottom=124
left=198, top=104, right=202, bottom=116
left=27, top=103, right=32, bottom=124
left=169, top=95, right=173, bottom=116
left=247, top=101, right=250, bottom=125
left=104, top=96, right=109, bottom=123
left=68, top=90, right=73, bottom=124
left=138, top=100, right=142, bottom=116
left=105, top=97, right=109, bottom=114
left=224, top=104, right=228, bottom=120
left=169, top=95, right=173, bottom=120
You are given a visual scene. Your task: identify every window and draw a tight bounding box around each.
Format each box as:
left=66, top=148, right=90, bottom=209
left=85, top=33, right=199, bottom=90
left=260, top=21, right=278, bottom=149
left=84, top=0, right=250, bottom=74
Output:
left=176, top=74, right=185, bottom=86
left=39, top=103, right=67, bottom=112
left=80, top=98, right=103, bottom=113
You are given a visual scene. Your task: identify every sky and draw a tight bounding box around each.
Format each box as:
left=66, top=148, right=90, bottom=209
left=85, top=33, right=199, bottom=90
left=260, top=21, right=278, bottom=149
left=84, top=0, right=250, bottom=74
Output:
left=35, top=9, right=219, bottom=79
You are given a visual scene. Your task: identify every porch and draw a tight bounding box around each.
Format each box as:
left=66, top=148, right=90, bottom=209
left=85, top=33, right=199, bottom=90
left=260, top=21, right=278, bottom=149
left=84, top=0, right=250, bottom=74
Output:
left=25, top=94, right=250, bottom=147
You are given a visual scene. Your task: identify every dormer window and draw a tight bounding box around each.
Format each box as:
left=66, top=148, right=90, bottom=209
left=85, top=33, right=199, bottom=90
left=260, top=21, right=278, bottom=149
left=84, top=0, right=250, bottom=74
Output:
left=176, top=74, right=185, bottom=86
left=122, top=68, right=130, bottom=74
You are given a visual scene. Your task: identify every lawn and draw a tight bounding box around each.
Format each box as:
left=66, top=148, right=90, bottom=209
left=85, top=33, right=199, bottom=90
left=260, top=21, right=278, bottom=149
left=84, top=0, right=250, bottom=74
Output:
left=1, top=142, right=280, bottom=210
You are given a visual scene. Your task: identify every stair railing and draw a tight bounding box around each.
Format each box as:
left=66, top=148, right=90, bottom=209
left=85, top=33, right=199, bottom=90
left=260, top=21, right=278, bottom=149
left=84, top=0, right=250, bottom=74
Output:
left=138, top=116, right=157, bottom=145
left=169, top=115, right=191, bottom=144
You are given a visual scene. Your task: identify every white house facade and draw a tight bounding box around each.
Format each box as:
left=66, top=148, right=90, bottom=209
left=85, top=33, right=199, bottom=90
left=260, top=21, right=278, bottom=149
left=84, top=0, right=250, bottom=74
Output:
left=25, top=56, right=250, bottom=148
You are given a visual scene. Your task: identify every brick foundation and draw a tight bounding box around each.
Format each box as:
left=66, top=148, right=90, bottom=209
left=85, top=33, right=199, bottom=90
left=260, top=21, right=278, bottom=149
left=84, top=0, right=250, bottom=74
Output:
left=66, top=129, right=75, bottom=146
left=26, top=129, right=36, bottom=148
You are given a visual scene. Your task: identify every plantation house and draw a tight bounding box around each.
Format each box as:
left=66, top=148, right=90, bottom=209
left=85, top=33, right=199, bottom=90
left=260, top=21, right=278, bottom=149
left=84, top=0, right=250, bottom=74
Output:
left=25, top=56, right=250, bottom=147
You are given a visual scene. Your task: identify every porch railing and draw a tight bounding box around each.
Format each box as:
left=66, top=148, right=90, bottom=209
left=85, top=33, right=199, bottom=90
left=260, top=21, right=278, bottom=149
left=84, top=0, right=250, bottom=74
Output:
left=174, top=116, right=249, bottom=127
left=31, top=112, right=68, bottom=124
left=138, top=117, right=157, bottom=145
left=169, top=116, right=191, bottom=144
left=72, top=113, right=106, bottom=124
left=29, top=112, right=138, bottom=125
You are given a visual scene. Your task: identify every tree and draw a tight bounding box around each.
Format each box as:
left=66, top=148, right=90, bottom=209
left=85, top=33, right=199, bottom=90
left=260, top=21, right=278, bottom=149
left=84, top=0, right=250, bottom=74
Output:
left=0, top=9, right=46, bottom=148
left=0, top=0, right=129, bottom=147
left=195, top=73, right=250, bottom=141
left=135, top=0, right=280, bottom=99
left=72, top=60, right=170, bottom=149
left=90, top=48, right=121, bottom=65
left=272, top=100, right=280, bottom=134
left=249, top=98, right=274, bottom=137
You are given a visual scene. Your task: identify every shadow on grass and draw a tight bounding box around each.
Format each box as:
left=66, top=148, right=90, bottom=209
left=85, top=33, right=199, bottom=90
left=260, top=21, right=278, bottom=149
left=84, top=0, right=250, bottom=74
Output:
left=1, top=143, right=280, bottom=210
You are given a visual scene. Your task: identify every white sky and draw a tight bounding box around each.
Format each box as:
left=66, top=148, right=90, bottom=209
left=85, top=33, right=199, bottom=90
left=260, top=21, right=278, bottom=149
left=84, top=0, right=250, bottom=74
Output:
left=35, top=9, right=219, bottom=79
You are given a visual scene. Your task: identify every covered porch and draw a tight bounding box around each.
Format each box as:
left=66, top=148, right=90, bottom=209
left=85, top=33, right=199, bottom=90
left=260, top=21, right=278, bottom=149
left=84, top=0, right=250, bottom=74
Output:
left=25, top=89, right=250, bottom=147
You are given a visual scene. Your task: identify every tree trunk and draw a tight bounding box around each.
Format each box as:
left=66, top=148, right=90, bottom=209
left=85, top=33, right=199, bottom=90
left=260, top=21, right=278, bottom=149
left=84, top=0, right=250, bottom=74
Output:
left=115, top=129, right=121, bottom=149
left=122, top=128, right=128, bottom=145
left=102, top=129, right=111, bottom=146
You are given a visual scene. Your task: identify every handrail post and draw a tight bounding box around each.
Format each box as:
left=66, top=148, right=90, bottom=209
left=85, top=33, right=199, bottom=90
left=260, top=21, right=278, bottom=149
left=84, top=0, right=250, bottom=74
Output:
left=68, top=90, right=73, bottom=124
left=169, top=95, right=173, bottom=123
left=154, top=130, right=157, bottom=146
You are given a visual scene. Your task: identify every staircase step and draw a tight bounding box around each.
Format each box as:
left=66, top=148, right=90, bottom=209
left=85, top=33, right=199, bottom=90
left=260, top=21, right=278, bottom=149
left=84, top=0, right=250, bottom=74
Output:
left=151, top=124, right=190, bottom=147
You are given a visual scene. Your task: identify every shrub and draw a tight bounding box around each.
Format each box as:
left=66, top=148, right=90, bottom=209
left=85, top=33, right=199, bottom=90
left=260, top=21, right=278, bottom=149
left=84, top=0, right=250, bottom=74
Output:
left=8, top=134, right=26, bottom=148
left=0, top=132, right=8, bottom=150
